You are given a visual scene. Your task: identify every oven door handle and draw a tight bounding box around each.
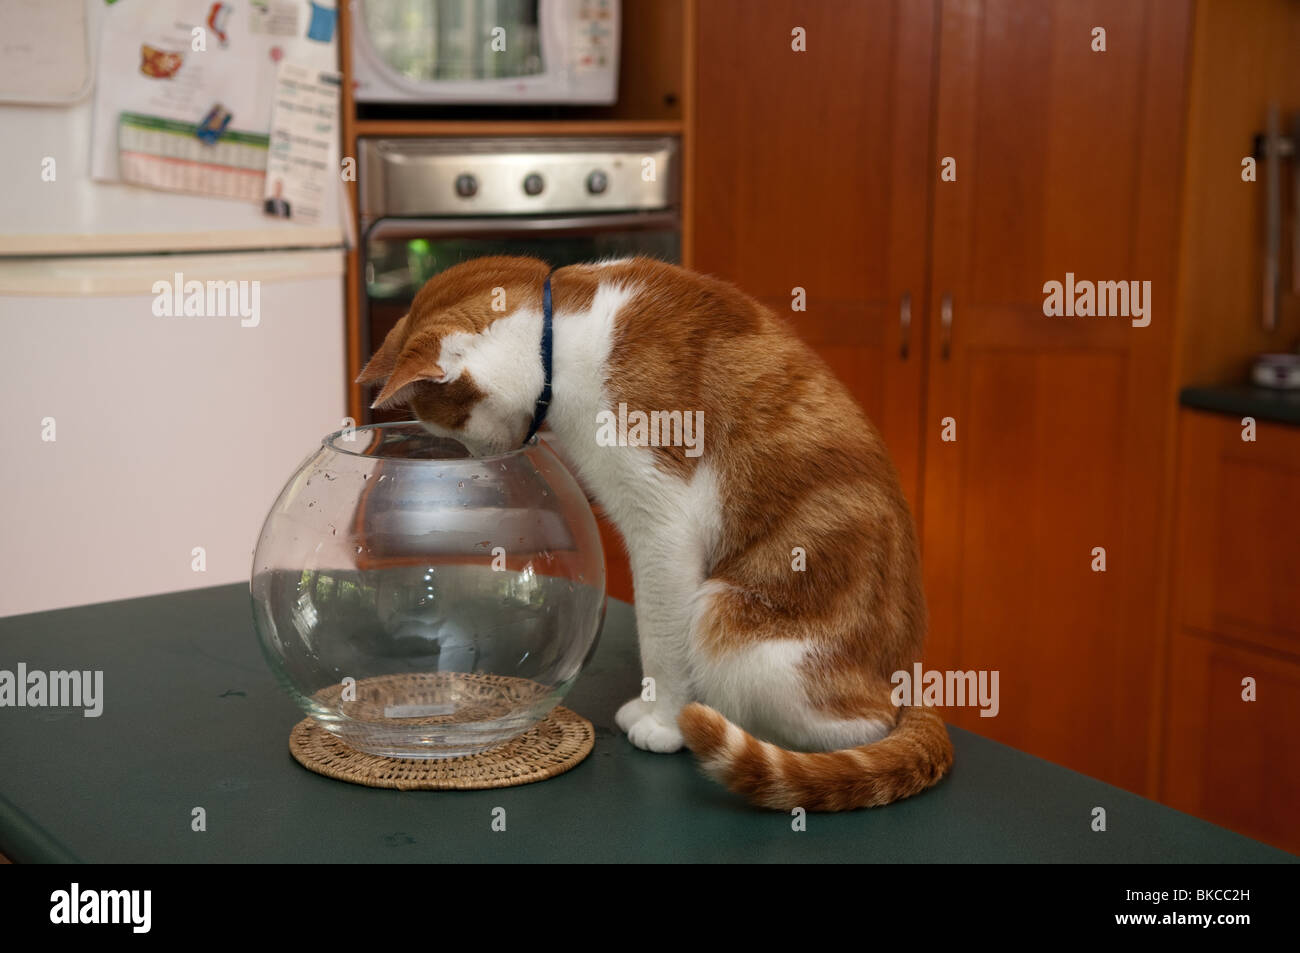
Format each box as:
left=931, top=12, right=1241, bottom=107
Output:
left=365, top=211, right=680, bottom=242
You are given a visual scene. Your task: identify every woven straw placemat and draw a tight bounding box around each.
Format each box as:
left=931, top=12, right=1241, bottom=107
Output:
left=288, top=672, right=593, bottom=791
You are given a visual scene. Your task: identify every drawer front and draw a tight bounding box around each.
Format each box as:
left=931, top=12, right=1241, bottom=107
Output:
left=1176, top=411, right=1300, bottom=656
left=1162, top=630, right=1300, bottom=854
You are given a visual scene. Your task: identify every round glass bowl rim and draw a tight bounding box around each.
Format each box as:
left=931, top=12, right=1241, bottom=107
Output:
left=323, top=420, right=540, bottom=464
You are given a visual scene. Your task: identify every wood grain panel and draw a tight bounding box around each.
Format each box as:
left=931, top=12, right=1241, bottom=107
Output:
left=593, top=505, right=635, bottom=604
left=1162, top=629, right=1300, bottom=854
left=340, top=0, right=364, bottom=424
left=1175, top=410, right=1300, bottom=658
left=1175, top=0, right=1300, bottom=388
left=606, top=0, right=685, bottom=121
left=692, top=0, right=937, bottom=510
left=922, top=0, right=1192, bottom=794
left=926, top=350, right=1129, bottom=771
left=956, top=0, right=1151, bottom=307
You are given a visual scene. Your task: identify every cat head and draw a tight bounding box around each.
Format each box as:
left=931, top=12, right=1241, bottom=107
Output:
left=357, top=256, right=552, bottom=456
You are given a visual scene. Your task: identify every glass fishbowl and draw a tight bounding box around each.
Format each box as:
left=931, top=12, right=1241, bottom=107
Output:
left=251, top=422, right=606, bottom=758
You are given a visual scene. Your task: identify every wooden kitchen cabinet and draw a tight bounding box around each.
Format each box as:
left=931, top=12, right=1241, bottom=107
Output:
left=690, top=0, right=1194, bottom=796
left=1174, top=412, right=1300, bottom=657
left=919, top=0, right=1192, bottom=793
left=692, top=0, right=937, bottom=510
left=1162, top=410, right=1300, bottom=853
left=592, top=504, right=635, bottom=604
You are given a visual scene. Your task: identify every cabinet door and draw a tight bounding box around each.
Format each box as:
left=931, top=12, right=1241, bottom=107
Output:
left=1162, top=411, right=1300, bottom=854
left=920, top=0, right=1192, bottom=793
left=1162, top=631, right=1300, bottom=855
left=1176, top=412, right=1300, bottom=658
left=692, top=0, right=937, bottom=509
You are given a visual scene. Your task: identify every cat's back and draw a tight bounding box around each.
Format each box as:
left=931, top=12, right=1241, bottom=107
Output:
left=596, top=258, right=881, bottom=448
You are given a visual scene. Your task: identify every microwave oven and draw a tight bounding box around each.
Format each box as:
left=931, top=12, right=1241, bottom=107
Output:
left=350, top=0, right=620, bottom=104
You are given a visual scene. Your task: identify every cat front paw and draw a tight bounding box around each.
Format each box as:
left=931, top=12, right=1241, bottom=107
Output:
left=615, top=697, right=685, bottom=752
left=627, top=714, right=684, bottom=753
left=615, top=697, right=654, bottom=733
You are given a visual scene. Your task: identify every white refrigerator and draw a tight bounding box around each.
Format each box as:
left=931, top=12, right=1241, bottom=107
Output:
left=0, top=1, right=348, bottom=617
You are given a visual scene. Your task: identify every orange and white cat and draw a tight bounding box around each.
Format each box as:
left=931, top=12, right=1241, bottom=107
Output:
left=358, top=255, right=952, bottom=810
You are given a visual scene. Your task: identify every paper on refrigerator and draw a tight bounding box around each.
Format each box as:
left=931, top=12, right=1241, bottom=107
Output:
left=88, top=0, right=337, bottom=196
left=261, top=62, right=341, bottom=225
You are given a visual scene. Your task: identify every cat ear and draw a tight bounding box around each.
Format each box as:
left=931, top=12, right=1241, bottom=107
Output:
left=356, top=314, right=409, bottom=386
left=370, top=350, right=447, bottom=409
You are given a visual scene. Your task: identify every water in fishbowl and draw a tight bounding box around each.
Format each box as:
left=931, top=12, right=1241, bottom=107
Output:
left=253, top=562, right=604, bottom=758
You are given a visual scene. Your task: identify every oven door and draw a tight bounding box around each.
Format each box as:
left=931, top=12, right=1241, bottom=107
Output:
left=362, top=211, right=679, bottom=422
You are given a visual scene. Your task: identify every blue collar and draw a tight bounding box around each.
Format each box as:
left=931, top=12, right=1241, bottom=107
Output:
left=523, top=273, right=554, bottom=444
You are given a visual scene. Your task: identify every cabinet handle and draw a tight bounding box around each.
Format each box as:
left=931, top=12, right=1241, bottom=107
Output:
left=899, top=292, right=912, bottom=360
left=1263, top=103, right=1282, bottom=331
left=941, top=292, right=953, bottom=360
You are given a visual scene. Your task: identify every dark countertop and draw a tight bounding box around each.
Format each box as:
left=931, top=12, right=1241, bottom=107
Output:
left=1180, top=383, right=1300, bottom=426
left=0, top=584, right=1292, bottom=863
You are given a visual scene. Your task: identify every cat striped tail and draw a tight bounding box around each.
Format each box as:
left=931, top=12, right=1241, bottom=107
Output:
left=677, top=702, right=953, bottom=811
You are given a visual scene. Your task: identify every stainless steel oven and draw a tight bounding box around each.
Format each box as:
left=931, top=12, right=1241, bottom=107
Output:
left=358, top=136, right=680, bottom=422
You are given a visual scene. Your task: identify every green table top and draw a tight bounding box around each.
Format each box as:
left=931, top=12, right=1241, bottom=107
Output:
left=0, top=584, right=1291, bottom=863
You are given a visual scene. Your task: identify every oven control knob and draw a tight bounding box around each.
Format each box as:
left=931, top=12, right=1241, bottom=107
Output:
left=586, top=170, right=609, bottom=194
left=454, top=174, right=478, bottom=198
left=523, top=172, right=545, bottom=196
